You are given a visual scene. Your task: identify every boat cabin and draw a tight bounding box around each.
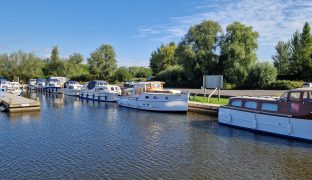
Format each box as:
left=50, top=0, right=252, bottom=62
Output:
left=227, top=88, right=312, bottom=119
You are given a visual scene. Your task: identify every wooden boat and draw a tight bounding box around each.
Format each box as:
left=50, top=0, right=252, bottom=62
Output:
left=117, top=81, right=189, bottom=112
left=218, top=88, right=312, bottom=141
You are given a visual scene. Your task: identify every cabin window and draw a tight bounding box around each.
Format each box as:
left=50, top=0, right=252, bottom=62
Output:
left=231, top=100, right=242, bottom=107
left=261, top=103, right=278, bottom=112
left=152, top=83, right=161, bottom=89
left=111, top=87, right=114, bottom=91
left=244, top=101, right=257, bottom=109
left=289, top=92, right=301, bottom=102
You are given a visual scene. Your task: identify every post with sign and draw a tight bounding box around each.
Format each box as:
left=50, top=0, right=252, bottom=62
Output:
left=202, top=75, right=223, bottom=102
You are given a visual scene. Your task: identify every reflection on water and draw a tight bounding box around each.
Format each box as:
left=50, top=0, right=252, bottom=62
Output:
left=0, top=92, right=312, bottom=179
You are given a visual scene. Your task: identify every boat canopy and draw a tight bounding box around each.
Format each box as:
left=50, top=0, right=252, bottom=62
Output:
left=87, top=80, right=108, bottom=90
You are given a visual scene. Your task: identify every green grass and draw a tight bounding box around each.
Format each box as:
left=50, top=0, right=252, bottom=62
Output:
left=189, top=95, right=229, bottom=105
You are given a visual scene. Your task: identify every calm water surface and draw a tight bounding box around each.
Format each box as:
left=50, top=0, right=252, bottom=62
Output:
left=1, top=92, right=312, bottom=179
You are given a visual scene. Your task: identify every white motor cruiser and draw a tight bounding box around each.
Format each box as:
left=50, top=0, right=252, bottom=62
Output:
left=117, top=81, right=189, bottom=112
left=64, top=81, right=82, bottom=96
left=28, top=79, right=37, bottom=91
left=80, top=80, right=119, bottom=102
left=36, top=79, right=46, bottom=91
left=44, top=77, right=67, bottom=94
left=7, top=81, right=22, bottom=95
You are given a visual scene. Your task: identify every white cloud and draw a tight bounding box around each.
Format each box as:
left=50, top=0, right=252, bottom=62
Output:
left=135, top=0, right=312, bottom=59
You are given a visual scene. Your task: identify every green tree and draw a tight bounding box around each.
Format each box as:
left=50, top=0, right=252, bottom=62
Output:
left=88, top=44, right=117, bottom=81
left=149, top=42, right=177, bottom=75
left=43, top=60, right=67, bottom=77
left=17, top=52, right=46, bottom=82
left=68, top=53, right=84, bottom=64
left=247, top=62, right=277, bottom=89
left=272, top=41, right=291, bottom=75
left=177, top=20, right=222, bottom=84
left=115, top=67, right=132, bottom=82
left=220, top=22, right=259, bottom=85
left=51, top=46, right=60, bottom=62
left=300, top=22, right=312, bottom=81
left=128, top=66, right=152, bottom=78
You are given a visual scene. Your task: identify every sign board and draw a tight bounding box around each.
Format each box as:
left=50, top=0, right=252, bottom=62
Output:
left=203, top=75, right=223, bottom=89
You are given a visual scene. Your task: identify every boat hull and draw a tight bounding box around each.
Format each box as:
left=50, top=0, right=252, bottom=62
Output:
left=43, top=87, right=64, bottom=94
left=80, top=92, right=118, bottom=102
left=64, top=90, right=80, bottom=96
left=218, top=107, right=312, bottom=141
left=117, top=96, right=188, bottom=112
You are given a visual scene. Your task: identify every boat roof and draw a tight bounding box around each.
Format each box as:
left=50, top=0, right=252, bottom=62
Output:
left=288, top=88, right=312, bottom=92
left=135, top=81, right=164, bottom=85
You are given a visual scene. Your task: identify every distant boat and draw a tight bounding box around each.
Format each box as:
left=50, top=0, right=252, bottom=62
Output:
left=64, top=81, right=82, bottom=96
left=36, top=78, right=46, bottom=91
left=43, top=77, right=67, bottom=94
left=80, top=80, right=120, bottom=102
left=28, top=79, right=37, bottom=91
left=218, top=88, right=312, bottom=141
left=117, top=81, right=189, bottom=112
left=7, top=81, right=22, bottom=95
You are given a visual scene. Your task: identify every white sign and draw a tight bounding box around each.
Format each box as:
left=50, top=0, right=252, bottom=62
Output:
left=21, top=103, right=30, bottom=107
left=203, top=75, right=223, bottom=89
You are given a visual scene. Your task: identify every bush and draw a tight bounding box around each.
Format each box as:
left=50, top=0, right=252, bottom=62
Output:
left=155, top=65, right=187, bottom=87
left=247, top=62, right=277, bottom=89
left=223, top=83, right=236, bottom=89
left=266, top=80, right=304, bottom=90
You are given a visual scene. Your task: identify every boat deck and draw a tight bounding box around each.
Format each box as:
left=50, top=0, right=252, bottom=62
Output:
left=0, top=93, right=40, bottom=112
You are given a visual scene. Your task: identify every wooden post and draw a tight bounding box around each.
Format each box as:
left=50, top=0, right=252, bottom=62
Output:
left=218, top=88, right=220, bottom=101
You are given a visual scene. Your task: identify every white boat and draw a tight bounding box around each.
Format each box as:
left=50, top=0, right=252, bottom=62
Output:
left=28, top=79, right=37, bottom=91
left=44, top=77, right=67, bottom=94
left=0, top=78, right=7, bottom=96
left=80, top=80, right=119, bottom=102
left=36, top=79, right=46, bottom=91
left=117, top=81, right=189, bottom=112
left=218, top=88, right=312, bottom=141
left=7, top=81, right=22, bottom=95
left=64, top=81, right=82, bottom=96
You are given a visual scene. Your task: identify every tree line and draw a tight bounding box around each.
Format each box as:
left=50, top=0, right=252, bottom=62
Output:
left=0, top=45, right=151, bottom=83
left=150, top=20, right=310, bottom=89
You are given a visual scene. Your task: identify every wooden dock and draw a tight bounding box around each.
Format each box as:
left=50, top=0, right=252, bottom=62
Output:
left=188, top=102, right=220, bottom=115
left=0, top=93, right=40, bottom=113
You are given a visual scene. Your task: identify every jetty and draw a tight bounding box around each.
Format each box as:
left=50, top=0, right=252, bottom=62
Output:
left=188, top=102, right=220, bottom=115
left=0, top=93, right=40, bottom=113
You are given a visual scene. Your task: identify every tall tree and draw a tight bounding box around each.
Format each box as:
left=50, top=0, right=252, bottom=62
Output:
left=272, top=41, right=291, bottom=75
left=51, top=46, right=60, bottom=62
left=114, top=67, right=132, bottom=82
left=88, top=44, right=117, bottom=80
left=149, top=42, right=178, bottom=75
left=300, top=22, right=312, bottom=80
left=176, top=20, right=222, bottom=84
left=68, top=53, right=84, bottom=64
left=219, top=22, right=259, bottom=85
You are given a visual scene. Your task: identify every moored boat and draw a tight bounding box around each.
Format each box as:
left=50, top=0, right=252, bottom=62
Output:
left=28, top=79, right=37, bottom=91
left=43, top=77, right=67, bottom=94
left=7, top=82, right=22, bottom=95
left=80, top=80, right=119, bottom=102
left=64, top=81, right=82, bottom=96
left=218, top=88, right=312, bottom=141
left=117, top=81, right=189, bottom=112
left=36, top=78, right=46, bottom=91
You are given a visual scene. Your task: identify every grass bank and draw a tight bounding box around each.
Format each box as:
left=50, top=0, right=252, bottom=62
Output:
left=189, top=95, right=229, bottom=105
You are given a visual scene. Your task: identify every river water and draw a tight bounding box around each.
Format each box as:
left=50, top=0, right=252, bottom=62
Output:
left=1, top=92, right=312, bottom=179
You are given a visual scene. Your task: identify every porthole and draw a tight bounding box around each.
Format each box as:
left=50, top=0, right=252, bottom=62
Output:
left=165, top=97, right=168, bottom=100
left=145, top=96, right=149, bottom=99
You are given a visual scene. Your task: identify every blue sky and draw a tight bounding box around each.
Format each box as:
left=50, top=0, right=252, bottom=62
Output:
left=0, top=0, right=311, bottom=67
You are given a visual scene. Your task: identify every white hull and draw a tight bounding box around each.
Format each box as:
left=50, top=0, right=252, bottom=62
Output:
left=218, top=107, right=312, bottom=141
left=80, top=92, right=118, bottom=102
left=117, top=95, right=188, bottom=112
left=64, top=89, right=80, bottom=96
